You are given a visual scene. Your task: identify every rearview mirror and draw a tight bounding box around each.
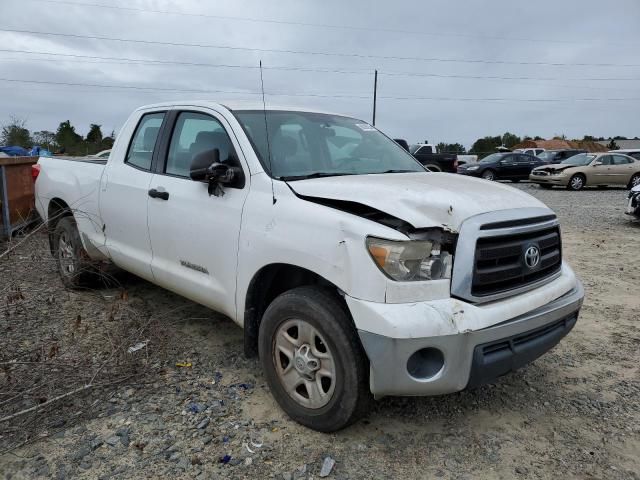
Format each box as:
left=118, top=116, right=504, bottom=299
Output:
left=190, top=148, right=244, bottom=196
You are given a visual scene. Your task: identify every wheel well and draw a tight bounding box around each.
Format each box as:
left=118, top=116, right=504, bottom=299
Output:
left=243, top=264, right=347, bottom=358
left=47, top=198, right=72, bottom=254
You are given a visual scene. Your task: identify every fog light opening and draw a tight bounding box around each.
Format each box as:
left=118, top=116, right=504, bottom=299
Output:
left=407, top=348, right=445, bottom=380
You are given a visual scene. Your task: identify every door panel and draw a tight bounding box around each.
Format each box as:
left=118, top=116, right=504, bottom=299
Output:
left=498, top=155, right=519, bottom=179
left=146, top=110, right=249, bottom=318
left=611, top=155, right=635, bottom=185
left=587, top=155, right=613, bottom=184
left=99, top=111, right=165, bottom=280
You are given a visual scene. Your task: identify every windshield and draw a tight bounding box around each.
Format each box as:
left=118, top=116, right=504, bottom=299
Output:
left=560, top=153, right=595, bottom=166
left=479, top=153, right=506, bottom=164
left=233, top=110, right=425, bottom=179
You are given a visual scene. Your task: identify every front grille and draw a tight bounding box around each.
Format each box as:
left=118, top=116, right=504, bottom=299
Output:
left=471, top=226, right=561, bottom=297
left=531, top=170, right=548, bottom=176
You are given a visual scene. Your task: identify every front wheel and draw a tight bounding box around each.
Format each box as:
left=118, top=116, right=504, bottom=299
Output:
left=629, top=173, right=640, bottom=189
left=567, top=174, right=585, bottom=191
left=481, top=169, right=496, bottom=181
left=258, top=287, right=371, bottom=432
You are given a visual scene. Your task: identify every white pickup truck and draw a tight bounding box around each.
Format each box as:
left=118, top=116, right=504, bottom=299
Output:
left=34, top=101, right=584, bottom=432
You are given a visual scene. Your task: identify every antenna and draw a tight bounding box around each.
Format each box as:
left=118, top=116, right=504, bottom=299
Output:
left=259, top=60, right=276, bottom=205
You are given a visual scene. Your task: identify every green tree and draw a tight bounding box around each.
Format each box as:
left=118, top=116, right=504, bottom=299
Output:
left=1, top=116, right=31, bottom=147
left=101, top=130, right=115, bottom=149
left=56, top=120, right=82, bottom=153
left=33, top=130, right=57, bottom=150
left=86, top=124, right=103, bottom=144
left=436, top=142, right=466, bottom=154
left=470, top=136, right=502, bottom=158
left=501, top=132, right=521, bottom=149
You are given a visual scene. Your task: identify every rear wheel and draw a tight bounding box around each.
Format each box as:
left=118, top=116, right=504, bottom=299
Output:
left=481, top=169, right=496, bottom=181
left=567, top=174, right=585, bottom=191
left=53, top=216, right=96, bottom=288
left=258, top=286, right=371, bottom=432
left=629, top=173, right=640, bottom=189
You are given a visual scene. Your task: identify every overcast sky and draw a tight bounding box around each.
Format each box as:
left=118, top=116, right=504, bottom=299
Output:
left=1, top=0, right=639, bottom=148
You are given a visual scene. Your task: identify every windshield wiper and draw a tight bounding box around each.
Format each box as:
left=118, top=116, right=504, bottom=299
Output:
left=279, top=172, right=356, bottom=181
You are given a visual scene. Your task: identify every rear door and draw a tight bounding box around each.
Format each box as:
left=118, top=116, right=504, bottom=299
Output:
left=99, top=110, right=166, bottom=281
left=146, top=108, right=250, bottom=318
left=611, top=155, right=635, bottom=185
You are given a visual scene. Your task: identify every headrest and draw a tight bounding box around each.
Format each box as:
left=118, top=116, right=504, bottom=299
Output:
left=143, top=127, right=159, bottom=150
left=273, top=134, right=297, bottom=157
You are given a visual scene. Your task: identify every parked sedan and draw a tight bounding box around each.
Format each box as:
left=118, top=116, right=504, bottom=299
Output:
left=456, top=152, right=543, bottom=182
left=530, top=152, right=640, bottom=190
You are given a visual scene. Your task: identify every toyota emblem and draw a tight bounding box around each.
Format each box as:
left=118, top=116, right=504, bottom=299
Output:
left=524, top=245, right=541, bottom=269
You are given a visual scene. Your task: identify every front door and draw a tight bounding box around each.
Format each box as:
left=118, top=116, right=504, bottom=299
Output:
left=146, top=109, right=249, bottom=318
left=588, top=155, right=614, bottom=184
left=498, top=155, right=520, bottom=179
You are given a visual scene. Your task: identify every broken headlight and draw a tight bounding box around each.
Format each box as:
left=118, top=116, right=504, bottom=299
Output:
left=366, top=236, right=453, bottom=282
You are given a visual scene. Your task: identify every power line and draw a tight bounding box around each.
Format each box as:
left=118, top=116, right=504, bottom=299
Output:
left=2, top=48, right=640, bottom=82
left=2, top=77, right=639, bottom=102
left=3, top=28, right=640, bottom=68
left=22, top=0, right=630, bottom=47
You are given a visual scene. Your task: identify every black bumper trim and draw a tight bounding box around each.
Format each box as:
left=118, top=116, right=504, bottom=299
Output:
left=466, top=312, right=578, bottom=389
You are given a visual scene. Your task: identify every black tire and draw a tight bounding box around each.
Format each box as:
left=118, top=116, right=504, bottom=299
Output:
left=481, top=169, right=496, bottom=181
left=53, top=216, right=95, bottom=288
left=629, top=173, right=640, bottom=189
left=567, top=174, right=586, bottom=191
left=539, top=184, right=553, bottom=189
left=258, top=286, right=371, bottom=432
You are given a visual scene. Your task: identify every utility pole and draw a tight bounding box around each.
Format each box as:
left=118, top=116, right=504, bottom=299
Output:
left=372, top=69, right=378, bottom=126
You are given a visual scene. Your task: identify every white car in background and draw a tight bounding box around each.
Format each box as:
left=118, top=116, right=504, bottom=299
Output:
left=88, top=149, right=111, bottom=159
left=514, top=148, right=545, bottom=156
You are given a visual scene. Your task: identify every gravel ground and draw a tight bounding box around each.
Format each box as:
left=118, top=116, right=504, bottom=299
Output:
left=0, top=183, right=638, bottom=479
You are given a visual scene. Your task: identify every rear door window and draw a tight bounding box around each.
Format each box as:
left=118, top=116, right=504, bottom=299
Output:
left=613, top=155, right=631, bottom=165
left=125, top=112, right=165, bottom=171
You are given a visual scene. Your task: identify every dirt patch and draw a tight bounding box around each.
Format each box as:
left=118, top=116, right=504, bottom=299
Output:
left=0, top=188, right=639, bottom=479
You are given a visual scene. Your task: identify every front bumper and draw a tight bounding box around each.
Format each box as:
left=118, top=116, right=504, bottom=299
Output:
left=529, top=173, right=567, bottom=185
left=625, top=192, right=640, bottom=216
left=351, top=279, right=584, bottom=397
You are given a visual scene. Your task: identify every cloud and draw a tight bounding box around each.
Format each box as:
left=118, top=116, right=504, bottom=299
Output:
left=0, top=0, right=639, bottom=145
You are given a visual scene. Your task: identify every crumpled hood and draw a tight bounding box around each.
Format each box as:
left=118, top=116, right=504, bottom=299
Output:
left=534, top=163, right=574, bottom=171
left=289, top=172, right=549, bottom=231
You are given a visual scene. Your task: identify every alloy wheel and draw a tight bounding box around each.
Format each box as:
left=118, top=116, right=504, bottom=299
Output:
left=273, top=318, right=336, bottom=409
left=58, top=233, right=76, bottom=276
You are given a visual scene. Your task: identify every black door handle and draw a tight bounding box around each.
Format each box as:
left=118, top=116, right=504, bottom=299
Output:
left=148, top=188, right=169, bottom=200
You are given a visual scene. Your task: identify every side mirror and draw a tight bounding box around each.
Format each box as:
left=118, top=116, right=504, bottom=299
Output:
left=190, top=148, right=243, bottom=196
left=592, top=161, right=603, bottom=166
